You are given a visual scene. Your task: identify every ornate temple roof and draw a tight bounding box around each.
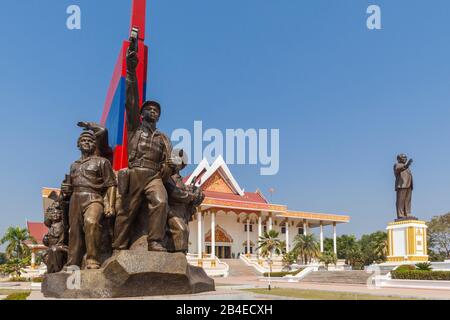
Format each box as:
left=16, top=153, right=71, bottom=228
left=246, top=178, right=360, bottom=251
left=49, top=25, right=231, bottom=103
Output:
left=187, top=157, right=350, bottom=224
left=26, top=221, right=48, bottom=246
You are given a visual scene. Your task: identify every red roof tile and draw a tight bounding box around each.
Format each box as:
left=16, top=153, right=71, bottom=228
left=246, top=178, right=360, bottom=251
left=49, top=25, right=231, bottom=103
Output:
left=204, top=190, right=268, bottom=204
left=27, top=221, right=48, bottom=245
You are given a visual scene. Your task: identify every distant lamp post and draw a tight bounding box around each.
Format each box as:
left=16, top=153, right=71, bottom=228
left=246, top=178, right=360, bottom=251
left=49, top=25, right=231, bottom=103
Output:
left=266, top=255, right=273, bottom=291
left=269, top=188, right=275, bottom=203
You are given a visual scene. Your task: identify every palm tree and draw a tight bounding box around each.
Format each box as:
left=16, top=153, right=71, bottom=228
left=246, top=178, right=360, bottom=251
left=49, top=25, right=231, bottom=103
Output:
left=292, top=234, right=320, bottom=265
left=346, top=245, right=363, bottom=269
left=372, top=232, right=388, bottom=262
left=0, top=227, right=35, bottom=260
left=257, top=230, right=283, bottom=290
left=319, top=251, right=337, bottom=270
left=282, top=251, right=298, bottom=269
left=337, top=234, right=358, bottom=261
left=360, top=231, right=388, bottom=265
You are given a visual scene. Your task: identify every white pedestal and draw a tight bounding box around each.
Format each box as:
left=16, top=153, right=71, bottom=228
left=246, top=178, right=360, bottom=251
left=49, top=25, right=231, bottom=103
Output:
left=386, top=219, right=428, bottom=263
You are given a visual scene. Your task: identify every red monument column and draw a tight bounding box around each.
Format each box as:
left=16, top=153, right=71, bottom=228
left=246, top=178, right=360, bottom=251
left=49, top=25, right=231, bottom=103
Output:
left=100, top=0, right=149, bottom=170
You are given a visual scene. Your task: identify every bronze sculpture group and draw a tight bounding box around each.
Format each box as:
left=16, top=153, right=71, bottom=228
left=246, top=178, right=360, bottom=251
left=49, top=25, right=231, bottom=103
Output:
left=44, top=32, right=204, bottom=273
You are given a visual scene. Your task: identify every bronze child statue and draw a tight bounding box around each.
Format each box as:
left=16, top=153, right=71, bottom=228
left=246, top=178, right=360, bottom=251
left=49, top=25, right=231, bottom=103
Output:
left=165, top=149, right=205, bottom=254
left=43, top=200, right=68, bottom=273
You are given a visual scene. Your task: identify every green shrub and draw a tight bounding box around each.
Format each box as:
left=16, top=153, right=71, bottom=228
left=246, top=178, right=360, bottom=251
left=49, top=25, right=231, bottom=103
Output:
left=395, top=264, right=416, bottom=272
left=32, top=277, right=44, bottom=283
left=10, top=277, right=28, bottom=282
left=263, top=269, right=304, bottom=277
left=415, top=262, right=432, bottom=271
left=3, top=291, right=31, bottom=300
left=391, top=270, right=450, bottom=281
left=319, top=251, right=337, bottom=267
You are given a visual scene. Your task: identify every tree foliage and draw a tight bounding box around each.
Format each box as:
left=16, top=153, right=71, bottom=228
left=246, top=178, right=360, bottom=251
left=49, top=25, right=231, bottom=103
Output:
left=292, top=234, right=320, bottom=264
left=427, top=213, right=450, bottom=261
left=0, top=258, right=29, bottom=278
left=319, top=251, right=337, bottom=268
left=257, top=230, right=283, bottom=274
left=359, top=231, right=387, bottom=265
left=322, top=231, right=387, bottom=269
left=0, top=227, right=35, bottom=260
left=282, top=251, right=298, bottom=266
left=0, top=252, right=7, bottom=265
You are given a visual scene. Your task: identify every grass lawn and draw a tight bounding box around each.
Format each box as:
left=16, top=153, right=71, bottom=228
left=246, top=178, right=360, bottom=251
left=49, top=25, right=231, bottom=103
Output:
left=0, top=290, right=31, bottom=300
left=241, top=288, right=419, bottom=300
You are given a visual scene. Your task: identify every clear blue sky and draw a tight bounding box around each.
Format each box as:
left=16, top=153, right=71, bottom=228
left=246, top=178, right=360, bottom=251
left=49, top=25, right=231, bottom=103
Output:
left=1, top=0, right=450, bottom=242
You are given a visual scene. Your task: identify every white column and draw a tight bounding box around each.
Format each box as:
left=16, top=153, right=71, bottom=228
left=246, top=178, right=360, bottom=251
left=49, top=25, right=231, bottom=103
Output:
left=31, top=249, right=36, bottom=269
left=211, top=211, right=216, bottom=259
left=202, top=213, right=206, bottom=255
left=246, top=219, right=250, bottom=255
left=258, top=215, right=262, bottom=255
left=320, top=222, right=324, bottom=252
left=197, top=211, right=202, bottom=259
left=303, top=221, right=308, bottom=235
left=285, top=221, right=290, bottom=252
left=333, top=222, right=337, bottom=255
left=268, top=215, right=273, bottom=231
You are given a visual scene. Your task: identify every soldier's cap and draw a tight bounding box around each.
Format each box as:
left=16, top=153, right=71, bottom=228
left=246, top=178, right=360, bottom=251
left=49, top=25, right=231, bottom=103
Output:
left=397, top=153, right=407, bottom=159
left=141, top=100, right=161, bottom=114
left=171, top=149, right=188, bottom=169
left=78, top=130, right=96, bottom=142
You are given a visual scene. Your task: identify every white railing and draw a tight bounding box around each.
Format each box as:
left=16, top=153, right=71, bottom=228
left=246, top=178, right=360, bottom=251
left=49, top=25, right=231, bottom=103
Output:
left=289, top=266, right=318, bottom=279
left=239, top=254, right=287, bottom=273
left=240, top=254, right=266, bottom=273
left=186, top=253, right=229, bottom=277
left=431, top=261, right=450, bottom=271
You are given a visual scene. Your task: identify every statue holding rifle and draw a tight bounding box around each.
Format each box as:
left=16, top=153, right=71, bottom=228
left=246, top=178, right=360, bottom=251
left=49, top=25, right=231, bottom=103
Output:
left=112, top=28, right=174, bottom=252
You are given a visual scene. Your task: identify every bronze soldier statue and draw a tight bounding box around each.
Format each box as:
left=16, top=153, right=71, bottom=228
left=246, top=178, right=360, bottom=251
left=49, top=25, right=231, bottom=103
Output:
left=113, top=29, right=174, bottom=252
left=394, top=154, right=414, bottom=220
left=165, top=150, right=205, bottom=254
left=43, top=200, right=68, bottom=273
left=62, top=130, right=117, bottom=269
left=77, top=121, right=114, bottom=164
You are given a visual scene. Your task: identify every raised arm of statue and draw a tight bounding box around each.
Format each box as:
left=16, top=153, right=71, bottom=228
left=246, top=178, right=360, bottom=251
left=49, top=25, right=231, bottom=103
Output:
left=395, top=158, right=413, bottom=174
left=125, top=36, right=141, bottom=133
left=77, top=122, right=113, bottom=160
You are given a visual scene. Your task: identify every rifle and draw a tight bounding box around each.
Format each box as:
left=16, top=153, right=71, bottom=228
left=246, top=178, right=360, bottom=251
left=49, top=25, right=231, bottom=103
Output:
left=129, top=26, right=139, bottom=53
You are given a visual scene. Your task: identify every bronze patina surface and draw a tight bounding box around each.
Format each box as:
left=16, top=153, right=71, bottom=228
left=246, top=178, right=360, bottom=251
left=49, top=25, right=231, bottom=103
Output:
left=42, top=31, right=213, bottom=298
left=112, top=33, right=173, bottom=252
left=394, top=154, right=416, bottom=221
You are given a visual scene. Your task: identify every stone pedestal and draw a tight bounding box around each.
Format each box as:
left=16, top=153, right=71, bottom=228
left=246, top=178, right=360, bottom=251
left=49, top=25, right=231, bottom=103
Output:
left=386, top=219, right=428, bottom=263
left=42, top=251, right=215, bottom=299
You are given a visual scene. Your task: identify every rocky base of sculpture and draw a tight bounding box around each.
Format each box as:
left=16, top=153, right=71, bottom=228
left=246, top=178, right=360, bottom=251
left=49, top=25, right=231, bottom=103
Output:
left=41, top=250, right=215, bottom=299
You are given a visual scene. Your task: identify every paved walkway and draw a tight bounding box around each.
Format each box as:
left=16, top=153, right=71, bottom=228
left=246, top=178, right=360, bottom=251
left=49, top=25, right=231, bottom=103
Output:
left=0, top=282, right=31, bottom=290
left=214, top=275, right=450, bottom=300
left=3, top=275, right=450, bottom=300
left=27, top=287, right=301, bottom=300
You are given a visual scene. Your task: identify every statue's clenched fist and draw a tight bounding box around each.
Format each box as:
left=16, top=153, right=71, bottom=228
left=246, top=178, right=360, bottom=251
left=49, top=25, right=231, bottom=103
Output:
left=127, top=49, right=139, bottom=71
